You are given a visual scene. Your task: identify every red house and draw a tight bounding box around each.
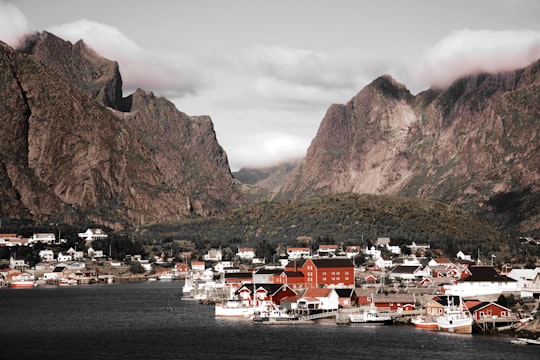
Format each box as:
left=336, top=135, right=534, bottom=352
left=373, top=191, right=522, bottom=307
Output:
left=235, top=283, right=297, bottom=306
left=466, top=301, right=513, bottom=321
left=301, top=258, right=355, bottom=288
left=371, top=293, right=416, bottom=311
left=274, top=270, right=305, bottom=289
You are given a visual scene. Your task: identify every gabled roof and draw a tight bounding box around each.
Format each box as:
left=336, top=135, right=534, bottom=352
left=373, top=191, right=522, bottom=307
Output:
left=235, top=283, right=294, bottom=297
left=391, top=265, right=422, bottom=274
left=467, top=301, right=511, bottom=313
left=304, top=287, right=333, bottom=298
left=334, top=288, right=355, bottom=298
left=460, top=266, right=516, bottom=283
left=372, top=293, right=415, bottom=304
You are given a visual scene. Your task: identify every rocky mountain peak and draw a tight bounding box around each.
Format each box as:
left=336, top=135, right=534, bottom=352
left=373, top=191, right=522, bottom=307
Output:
left=0, top=33, right=244, bottom=228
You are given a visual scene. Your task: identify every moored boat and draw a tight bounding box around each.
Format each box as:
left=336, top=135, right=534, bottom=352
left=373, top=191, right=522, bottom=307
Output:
left=214, top=299, right=269, bottom=318
left=11, top=280, right=36, bottom=288
left=349, top=309, right=393, bottom=325
left=411, top=315, right=439, bottom=330
left=437, top=298, right=473, bottom=334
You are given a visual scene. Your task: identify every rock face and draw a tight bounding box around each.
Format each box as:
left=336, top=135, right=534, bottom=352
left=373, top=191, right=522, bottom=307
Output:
left=0, top=33, right=244, bottom=229
left=278, top=64, right=540, bottom=233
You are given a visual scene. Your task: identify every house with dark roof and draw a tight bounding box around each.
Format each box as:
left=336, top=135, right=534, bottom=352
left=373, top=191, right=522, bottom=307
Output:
left=274, top=270, right=305, bottom=290
left=302, top=258, right=355, bottom=288
left=389, top=265, right=423, bottom=281
left=335, top=288, right=357, bottom=307
left=234, top=283, right=297, bottom=306
left=443, top=266, right=519, bottom=298
left=371, top=293, right=416, bottom=311
left=465, top=301, right=514, bottom=321
left=253, top=268, right=283, bottom=284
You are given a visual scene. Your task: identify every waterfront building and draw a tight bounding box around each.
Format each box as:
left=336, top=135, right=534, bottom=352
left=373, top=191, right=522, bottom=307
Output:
left=443, top=266, right=519, bottom=298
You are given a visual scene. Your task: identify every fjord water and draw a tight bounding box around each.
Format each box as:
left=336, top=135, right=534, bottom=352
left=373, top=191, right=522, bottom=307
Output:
left=1, top=281, right=536, bottom=360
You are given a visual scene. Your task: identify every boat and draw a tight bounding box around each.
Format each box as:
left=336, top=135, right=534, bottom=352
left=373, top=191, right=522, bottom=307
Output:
left=411, top=315, right=439, bottom=330
left=158, top=274, right=173, bottom=281
left=10, top=280, right=35, bottom=288
left=436, top=298, right=473, bottom=334
left=349, top=309, right=393, bottom=325
left=214, top=299, right=269, bottom=318
left=58, top=278, right=78, bottom=286
left=512, top=337, right=540, bottom=345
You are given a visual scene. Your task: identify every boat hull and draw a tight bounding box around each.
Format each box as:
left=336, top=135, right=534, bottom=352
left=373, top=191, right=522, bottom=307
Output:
left=437, top=318, right=473, bottom=333
left=214, top=302, right=268, bottom=318
left=11, top=281, right=35, bottom=288
left=411, top=316, right=439, bottom=330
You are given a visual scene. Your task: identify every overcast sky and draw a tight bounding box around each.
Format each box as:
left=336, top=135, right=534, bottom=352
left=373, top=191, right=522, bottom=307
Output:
left=2, top=0, right=540, bottom=170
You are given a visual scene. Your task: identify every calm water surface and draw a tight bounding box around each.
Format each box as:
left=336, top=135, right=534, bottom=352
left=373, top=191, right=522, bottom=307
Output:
left=1, top=281, right=537, bottom=360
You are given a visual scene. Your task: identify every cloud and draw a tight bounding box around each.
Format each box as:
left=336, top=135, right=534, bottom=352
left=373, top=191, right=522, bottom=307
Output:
left=0, top=1, right=32, bottom=48
left=415, top=29, right=540, bottom=89
left=226, top=131, right=309, bottom=170
left=46, top=19, right=209, bottom=97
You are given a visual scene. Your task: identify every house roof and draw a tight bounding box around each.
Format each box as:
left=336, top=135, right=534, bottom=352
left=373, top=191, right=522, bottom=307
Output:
left=429, top=295, right=463, bottom=307
left=372, top=293, right=415, bottom=304
left=391, top=265, right=421, bottom=274
left=224, top=272, right=252, bottom=279
left=304, top=287, right=333, bottom=298
left=309, top=258, right=354, bottom=268
left=460, top=266, right=516, bottom=283
left=283, top=271, right=304, bottom=278
left=285, top=258, right=307, bottom=268
left=235, top=283, right=294, bottom=297
left=432, top=256, right=453, bottom=264
left=467, top=301, right=511, bottom=313
left=255, top=269, right=283, bottom=275
left=334, top=288, right=355, bottom=297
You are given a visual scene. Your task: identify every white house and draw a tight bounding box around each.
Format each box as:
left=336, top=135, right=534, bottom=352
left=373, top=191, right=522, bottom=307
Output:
left=237, top=247, right=256, bottom=260
left=364, top=246, right=382, bottom=259
left=443, top=266, right=519, bottom=298
left=375, top=256, right=393, bottom=269
left=456, top=251, right=472, bottom=261
left=57, top=252, right=72, bottom=262
left=29, top=233, right=56, bottom=245
left=39, top=249, right=55, bottom=262
left=204, top=248, right=223, bottom=261
left=346, top=246, right=361, bottom=259
left=298, top=287, right=339, bottom=311
left=318, top=244, right=338, bottom=257
left=287, top=247, right=311, bottom=259
left=9, top=256, right=27, bottom=269
left=78, top=228, right=108, bottom=241
left=506, top=268, right=540, bottom=290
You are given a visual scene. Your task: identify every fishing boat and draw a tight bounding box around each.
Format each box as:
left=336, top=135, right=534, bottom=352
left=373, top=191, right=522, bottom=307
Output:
left=10, top=280, right=35, bottom=288
left=411, top=315, right=439, bottom=330
left=349, top=308, right=393, bottom=325
left=436, top=298, right=473, bottom=334
left=214, top=299, right=269, bottom=318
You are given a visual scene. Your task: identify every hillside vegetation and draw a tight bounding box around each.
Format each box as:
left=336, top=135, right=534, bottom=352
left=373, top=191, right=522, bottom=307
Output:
left=137, top=193, right=519, bottom=259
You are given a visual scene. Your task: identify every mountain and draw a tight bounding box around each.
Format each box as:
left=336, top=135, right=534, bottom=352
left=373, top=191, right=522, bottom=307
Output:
left=277, top=64, right=540, bottom=235
left=0, top=32, right=244, bottom=229
left=233, top=159, right=301, bottom=203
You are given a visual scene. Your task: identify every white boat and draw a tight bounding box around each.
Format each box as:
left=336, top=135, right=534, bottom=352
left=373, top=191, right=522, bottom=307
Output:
left=437, top=298, right=473, bottom=334
left=58, top=278, right=78, bottom=286
left=349, top=309, right=393, bottom=325
left=214, top=300, right=269, bottom=318
left=10, top=280, right=35, bottom=288
left=158, top=274, right=173, bottom=281
left=411, top=315, right=439, bottom=330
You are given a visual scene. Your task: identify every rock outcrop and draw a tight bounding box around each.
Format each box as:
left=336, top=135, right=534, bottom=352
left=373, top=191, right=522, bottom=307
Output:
left=278, top=64, right=540, bottom=234
left=0, top=33, right=244, bottom=228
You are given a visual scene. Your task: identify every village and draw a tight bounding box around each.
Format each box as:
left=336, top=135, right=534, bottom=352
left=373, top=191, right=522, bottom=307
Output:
left=1, top=229, right=539, bottom=341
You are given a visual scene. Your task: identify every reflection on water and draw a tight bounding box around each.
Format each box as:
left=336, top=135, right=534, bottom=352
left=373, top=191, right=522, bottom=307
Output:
left=0, top=281, right=536, bottom=360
